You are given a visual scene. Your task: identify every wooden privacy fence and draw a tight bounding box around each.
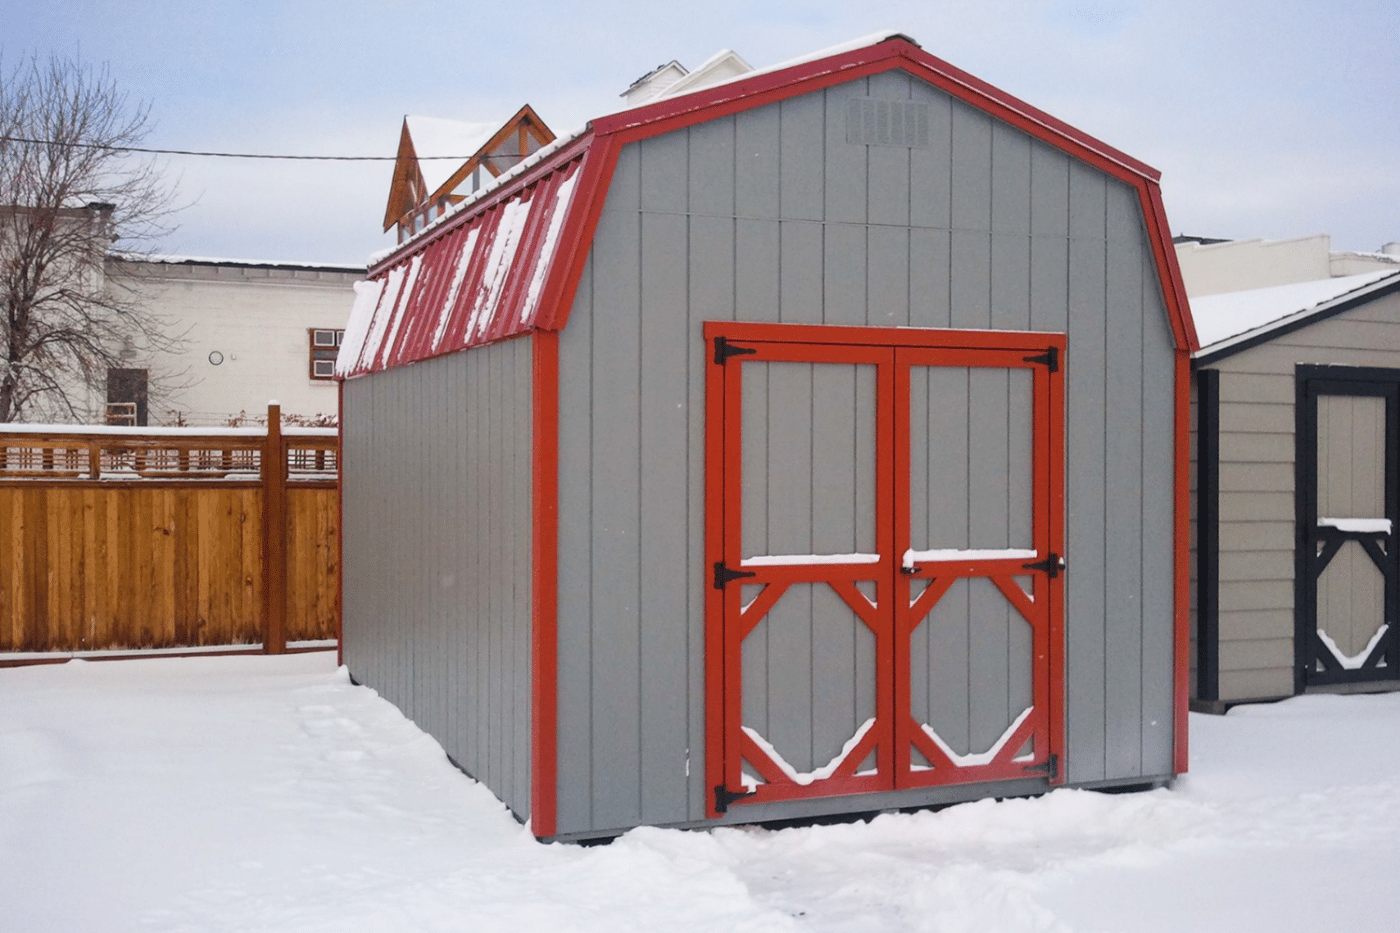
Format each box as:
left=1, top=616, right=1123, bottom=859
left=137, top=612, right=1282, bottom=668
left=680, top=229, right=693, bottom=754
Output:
left=0, top=405, right=339, bottom=656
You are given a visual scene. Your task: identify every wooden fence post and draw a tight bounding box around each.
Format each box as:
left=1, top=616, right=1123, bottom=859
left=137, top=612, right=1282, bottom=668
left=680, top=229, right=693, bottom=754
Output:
left=263, top=403, right=287, bottom=654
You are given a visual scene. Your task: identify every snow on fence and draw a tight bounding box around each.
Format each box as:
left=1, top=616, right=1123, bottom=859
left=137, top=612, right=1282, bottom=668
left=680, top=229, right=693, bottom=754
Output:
left=0, top=405, right=339, bottom=660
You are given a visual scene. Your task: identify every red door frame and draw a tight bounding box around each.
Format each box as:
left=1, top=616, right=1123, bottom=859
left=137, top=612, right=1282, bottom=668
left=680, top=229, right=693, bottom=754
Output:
left=704, top=321, right=1066, bottom=818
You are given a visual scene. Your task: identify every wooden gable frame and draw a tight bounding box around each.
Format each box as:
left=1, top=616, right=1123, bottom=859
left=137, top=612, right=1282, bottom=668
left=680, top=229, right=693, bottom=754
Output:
left=381, top=104, right=556, bottom=237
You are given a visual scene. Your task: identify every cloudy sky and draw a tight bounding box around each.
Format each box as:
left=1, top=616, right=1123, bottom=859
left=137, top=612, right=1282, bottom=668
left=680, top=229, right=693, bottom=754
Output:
left=7, top=0, right=1397, bottom=266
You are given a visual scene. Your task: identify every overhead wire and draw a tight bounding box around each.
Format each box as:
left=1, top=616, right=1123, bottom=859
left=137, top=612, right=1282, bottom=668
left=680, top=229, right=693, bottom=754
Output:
left=0, top=134, right=511, bottom=161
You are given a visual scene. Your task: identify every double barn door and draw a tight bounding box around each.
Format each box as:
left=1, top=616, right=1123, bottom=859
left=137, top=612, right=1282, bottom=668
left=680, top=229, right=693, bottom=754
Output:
left=704, top=323, right=1065, bottom=815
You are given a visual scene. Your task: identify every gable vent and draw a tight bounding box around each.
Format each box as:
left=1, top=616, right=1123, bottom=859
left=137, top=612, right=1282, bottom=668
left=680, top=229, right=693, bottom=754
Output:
left=846, top=98, right=930, bottom=148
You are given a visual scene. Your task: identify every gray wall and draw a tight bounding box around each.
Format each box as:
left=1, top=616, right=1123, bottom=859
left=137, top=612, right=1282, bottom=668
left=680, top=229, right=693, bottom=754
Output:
left=341, top=336, right=534, bottom=818
left=1196, top=289, right=1400, bottom=702
left=553, top=69, right=1178, bottom=837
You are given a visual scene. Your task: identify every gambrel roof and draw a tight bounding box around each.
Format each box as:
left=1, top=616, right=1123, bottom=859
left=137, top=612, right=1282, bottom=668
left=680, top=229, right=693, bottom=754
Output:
left=340, top=32, right=1197, bottom=379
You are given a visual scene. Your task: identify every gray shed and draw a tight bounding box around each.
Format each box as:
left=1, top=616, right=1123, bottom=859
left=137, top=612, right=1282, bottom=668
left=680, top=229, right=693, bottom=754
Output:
left=336, top=33, right=1198, bottom=841
left=1192, top=269, right=1400, bottom=709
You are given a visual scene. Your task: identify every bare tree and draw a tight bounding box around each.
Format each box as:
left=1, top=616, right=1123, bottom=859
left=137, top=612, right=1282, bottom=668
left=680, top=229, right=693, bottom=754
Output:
left=0, top=52, right=181, bottom=423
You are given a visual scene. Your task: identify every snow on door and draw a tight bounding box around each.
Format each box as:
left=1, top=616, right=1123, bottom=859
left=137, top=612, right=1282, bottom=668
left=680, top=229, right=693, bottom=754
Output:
left=1300, top=374, right=1400, bottom=687
left=704, top=324, right=1065, bottom=815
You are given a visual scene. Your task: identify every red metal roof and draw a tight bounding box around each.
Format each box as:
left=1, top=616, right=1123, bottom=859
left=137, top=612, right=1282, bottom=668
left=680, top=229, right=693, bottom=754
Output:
left=339, top=35, right=1197, bottom=379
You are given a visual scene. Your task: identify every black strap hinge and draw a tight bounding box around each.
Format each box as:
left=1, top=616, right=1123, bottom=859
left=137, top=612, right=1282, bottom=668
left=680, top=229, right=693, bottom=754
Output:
left=1022, top=553, right=1063, bottom=578
left=1023, top=753, right=1059, bottom=780
left=714, top=336, right=758, bottom=365
left=714, top=783, right=757, bottom=813
left=713, top=561, right=757, bottom=590
left=1023, top=347, right=1059, bottom=372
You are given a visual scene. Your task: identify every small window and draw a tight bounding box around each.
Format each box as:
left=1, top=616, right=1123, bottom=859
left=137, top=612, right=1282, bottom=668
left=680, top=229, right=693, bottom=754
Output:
left=309, top=329, right=344, bottom=380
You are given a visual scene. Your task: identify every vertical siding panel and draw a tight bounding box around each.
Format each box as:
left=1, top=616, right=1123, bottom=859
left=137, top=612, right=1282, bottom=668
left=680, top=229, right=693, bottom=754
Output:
left=909, top=228, right=952, bottom=328
left=950, top=101, right=993, bottom=332
left=688, top=117, right=735, bottom=217
left=782, top=221, right=826, bottom=324
left=867, top=225, right=910, bottom=328
left=1029, top=142, right=1070, bottom=335
left=950, top=102, right=992, bottom=233
left=1141, top=254, right=1178, bottom=775
left=640, top=133, right=688, bottom=215
left=1065, top=160, right=1108, bottom=783
left=1104, top=183, right=1145, bottom=778
left=780, top=93, right=825, bottom=222
left=909, top=81, right=953, bottom=230
left=735, top=103, right=781, bottom=220
left=736, top=219, right=781, bottom=321
left=823, top=223, right=866, bottom=325
left=824, top=79, right=867, bottom=224
left=950, top=231, right=992, bottom=329
left=490, top=346, right=505, bottom=793
left=990, top=123, right=1032, bottom=237
left=639, top=210, right=691, bottom=824
left=589, top=202, right=644, bottom=830
left=688, top=210, right=734, bottom=818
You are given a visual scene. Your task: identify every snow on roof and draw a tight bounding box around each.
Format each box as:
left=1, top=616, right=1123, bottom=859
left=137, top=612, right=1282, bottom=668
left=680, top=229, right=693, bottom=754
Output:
left=341, top=155, right=584, bottom=378
left=1192, top=269, right=1400, bottom=352
left=405, top=115, right=503, bottom=194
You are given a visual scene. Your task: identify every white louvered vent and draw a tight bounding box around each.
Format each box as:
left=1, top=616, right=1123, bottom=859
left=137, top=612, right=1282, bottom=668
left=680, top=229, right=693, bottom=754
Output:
left=846, top=98, right=931, bottom=148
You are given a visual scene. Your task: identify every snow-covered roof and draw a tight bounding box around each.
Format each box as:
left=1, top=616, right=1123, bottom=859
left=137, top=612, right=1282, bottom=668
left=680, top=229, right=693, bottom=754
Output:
left=1192, top=269, right=1400, bottom=356
left=404, top=116, right=504, bottom=193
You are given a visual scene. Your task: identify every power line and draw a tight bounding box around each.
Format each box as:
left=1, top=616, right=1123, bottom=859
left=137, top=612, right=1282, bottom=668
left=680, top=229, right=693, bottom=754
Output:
left=0, top=134, right=507, bottom=162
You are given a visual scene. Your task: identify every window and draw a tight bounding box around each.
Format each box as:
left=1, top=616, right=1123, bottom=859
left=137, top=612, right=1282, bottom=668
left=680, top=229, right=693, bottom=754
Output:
left=309, top=328, right=344, bottom=380
left=106, top=368, right=149, bottom=425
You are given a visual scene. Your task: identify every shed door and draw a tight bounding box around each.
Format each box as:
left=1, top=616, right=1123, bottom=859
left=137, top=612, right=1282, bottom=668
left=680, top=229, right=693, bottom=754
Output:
left=1298, top=372, right=1400, bottom=688
left=705, top=324, right=1065, bottom=816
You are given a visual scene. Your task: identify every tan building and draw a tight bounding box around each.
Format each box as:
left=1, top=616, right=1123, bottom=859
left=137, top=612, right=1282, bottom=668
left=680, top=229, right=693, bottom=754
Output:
left=1191, top=267, right=1400, bottom=709
left=1176, top=233, right=1400, bottom=297
left=92, top=255, right=362, bottom=427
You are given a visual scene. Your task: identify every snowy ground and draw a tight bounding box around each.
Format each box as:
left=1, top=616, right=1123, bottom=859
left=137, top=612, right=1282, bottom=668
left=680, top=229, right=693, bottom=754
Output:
left=4, top=653, right=1400, bottom=933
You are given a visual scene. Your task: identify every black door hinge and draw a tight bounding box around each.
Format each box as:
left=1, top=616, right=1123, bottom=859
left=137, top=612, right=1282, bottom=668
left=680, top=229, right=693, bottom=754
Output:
left=713, top=560, right=757, bottom=590
left=714, top=783, right=757, bottom=813
left=714, top=336, right=758, bottom=365
left=1023, top=347, right=1059, bottom=372
left=1023, top=753, right=1059, bottom=781
left=1022, top=553, right=1063, bottom=579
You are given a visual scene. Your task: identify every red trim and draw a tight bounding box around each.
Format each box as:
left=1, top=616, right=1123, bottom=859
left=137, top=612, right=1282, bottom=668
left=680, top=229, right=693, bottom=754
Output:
left=530, top=331, right=561, bottom=837
left=535, top=136, right=621, bottom=334
left=703, top=322, right=728, bottom=817
left=1140, top=184, right=1200, bottom=353
left=337, top=379, right=345, bottom=669
left=1173, top=349, right=1190, bottom=774
left=1047, top=339, right=1068, bottom=783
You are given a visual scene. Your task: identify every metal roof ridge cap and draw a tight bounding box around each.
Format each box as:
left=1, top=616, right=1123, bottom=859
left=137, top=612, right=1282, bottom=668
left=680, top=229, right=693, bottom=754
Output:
left=368, top=130, right=595, bottom=277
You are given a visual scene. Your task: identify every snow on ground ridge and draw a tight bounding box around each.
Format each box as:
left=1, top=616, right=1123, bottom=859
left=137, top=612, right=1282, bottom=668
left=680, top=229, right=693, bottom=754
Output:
left=6, top=652, right=1400, bottom=932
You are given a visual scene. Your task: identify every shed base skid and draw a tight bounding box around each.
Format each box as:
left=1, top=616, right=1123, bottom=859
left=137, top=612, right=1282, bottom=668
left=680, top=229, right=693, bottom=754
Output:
left=539, top=772, right=1176, bottom=844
